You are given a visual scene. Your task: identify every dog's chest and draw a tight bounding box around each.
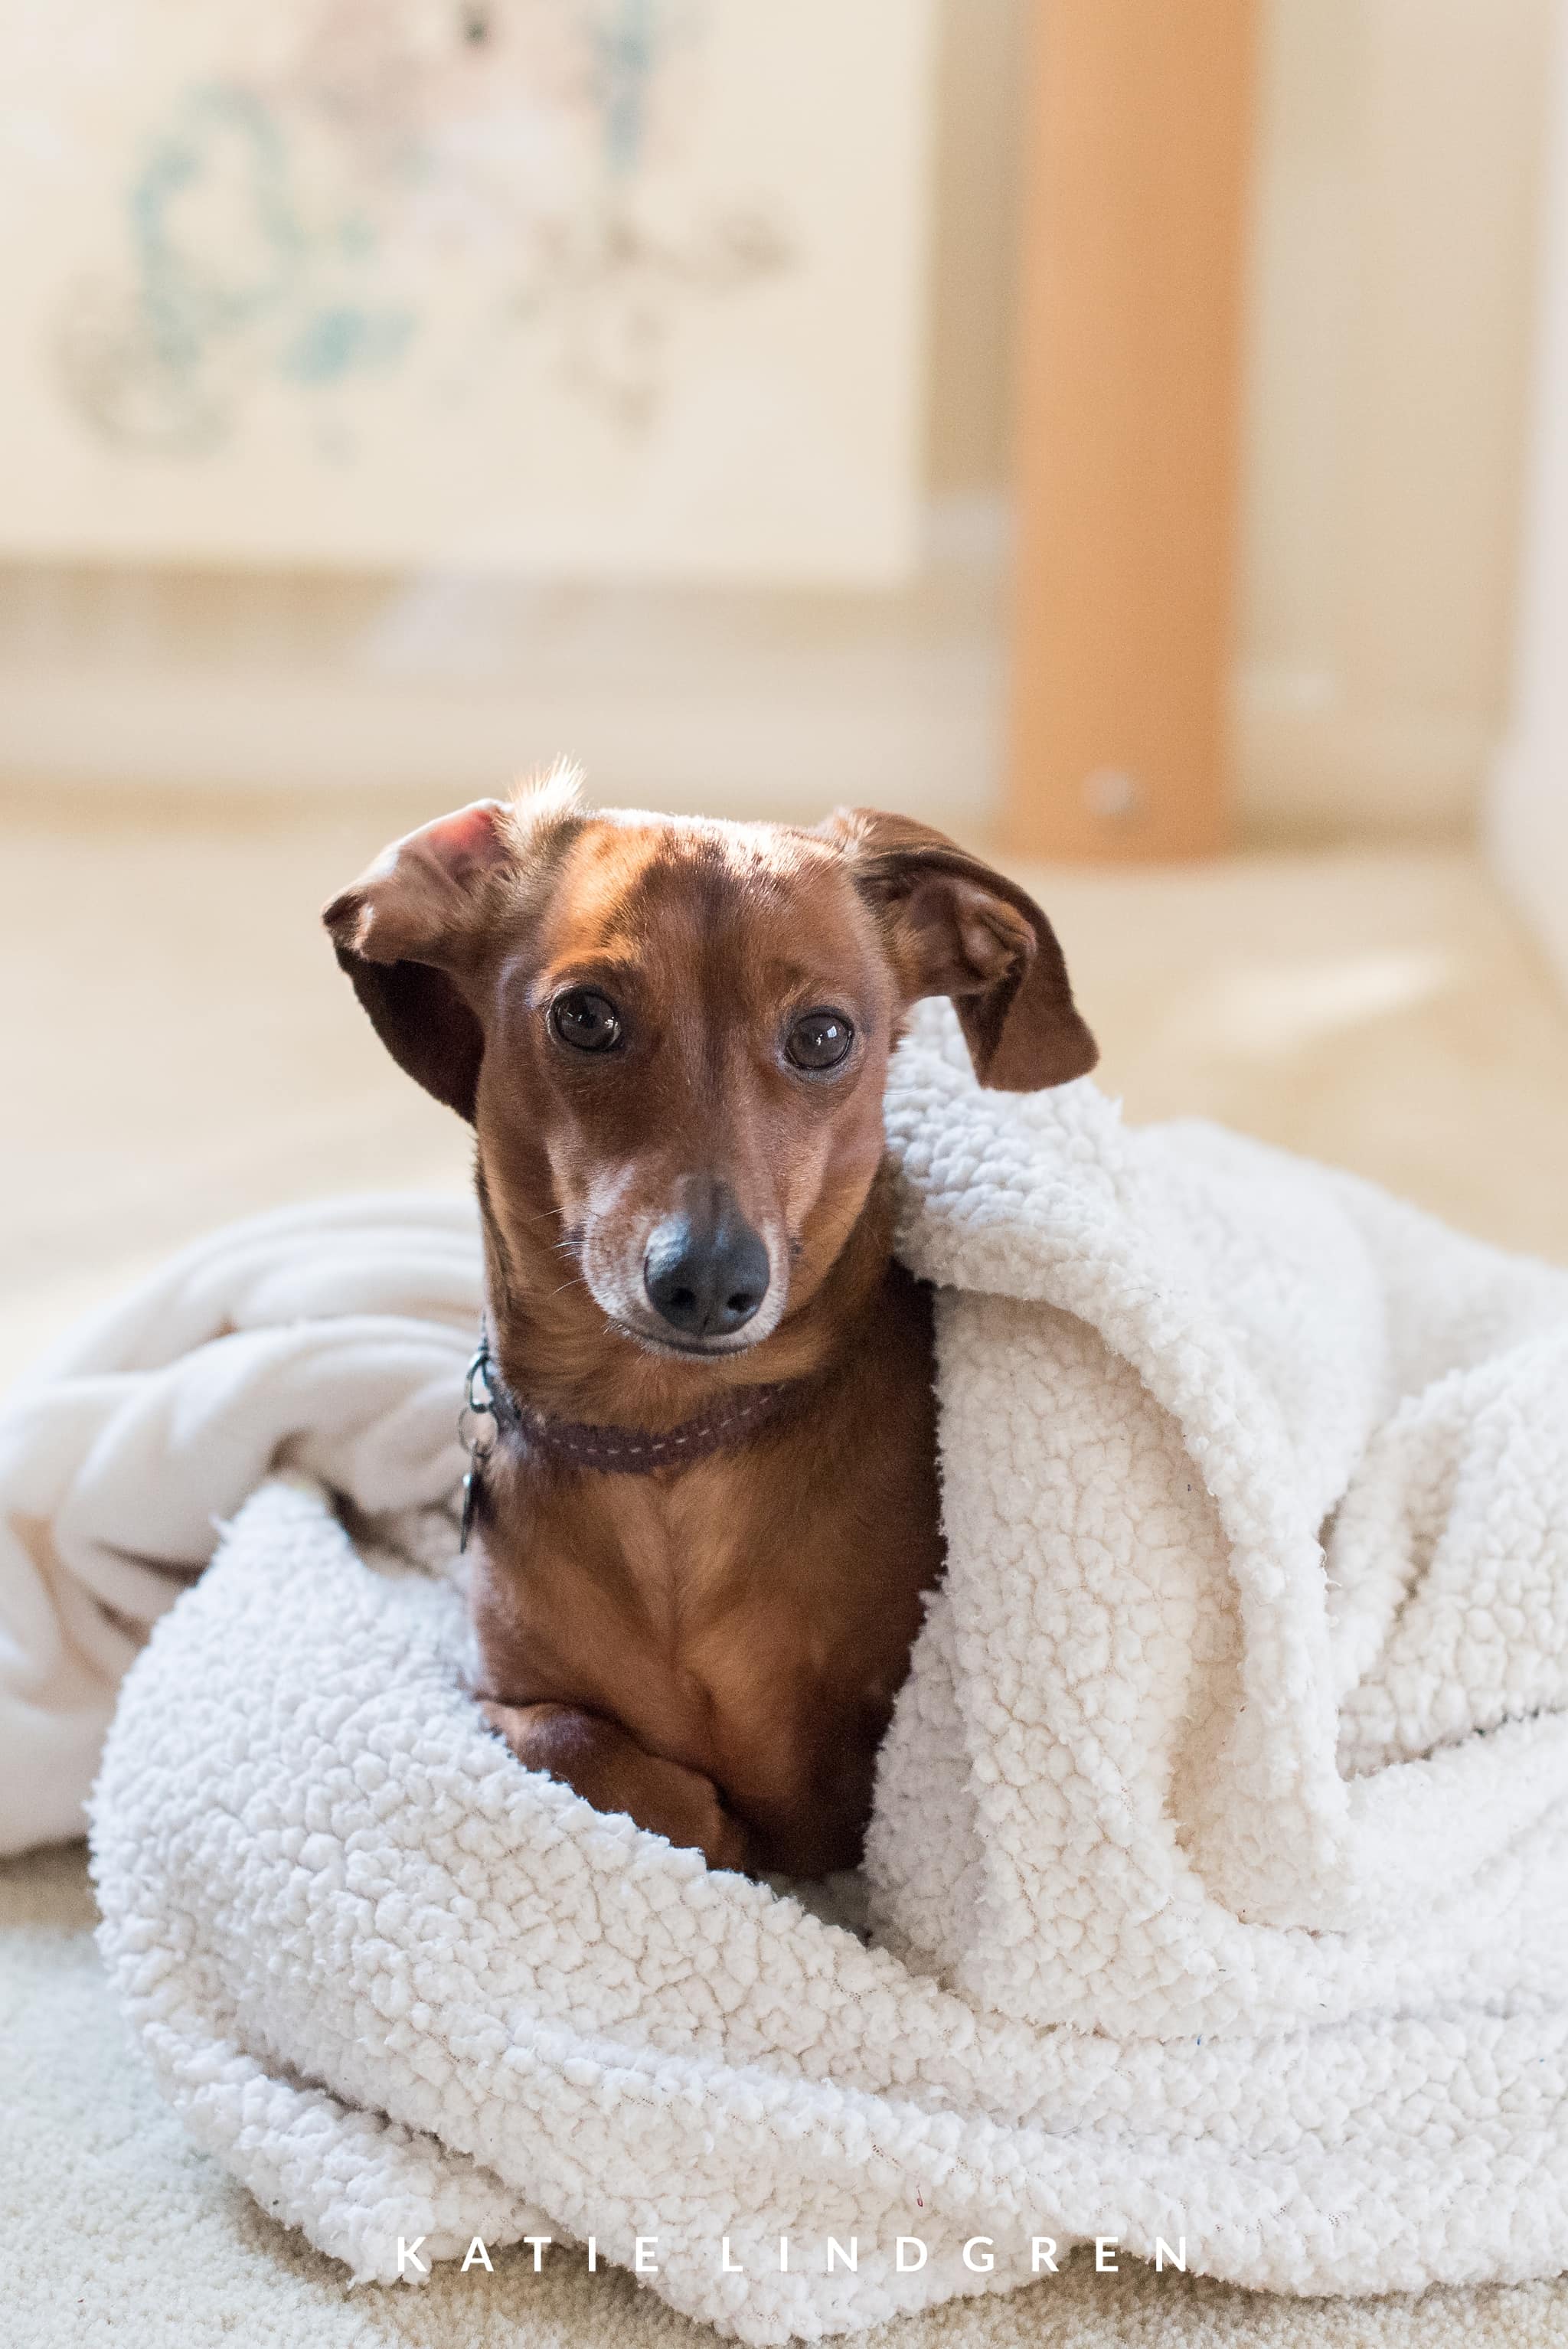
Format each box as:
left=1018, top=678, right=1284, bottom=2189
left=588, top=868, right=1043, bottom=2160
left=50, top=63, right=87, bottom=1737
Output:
left=473, top=1416, right=934, bottom=1797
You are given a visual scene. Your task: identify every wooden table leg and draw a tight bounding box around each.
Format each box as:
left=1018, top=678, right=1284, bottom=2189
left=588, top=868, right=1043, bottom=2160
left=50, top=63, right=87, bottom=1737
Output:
left=1004, top=0, right=1258, bottom=862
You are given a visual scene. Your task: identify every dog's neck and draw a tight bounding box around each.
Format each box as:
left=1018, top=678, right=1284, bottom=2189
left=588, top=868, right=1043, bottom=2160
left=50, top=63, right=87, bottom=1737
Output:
left=478, top=1158, right=901, bottom=1436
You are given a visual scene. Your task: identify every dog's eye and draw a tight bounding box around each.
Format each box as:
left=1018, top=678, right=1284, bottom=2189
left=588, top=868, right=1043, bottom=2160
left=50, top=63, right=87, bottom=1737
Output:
left=786, top=1008, right=854, bottom=1071
left=550, top=988, right=622, bottom=1053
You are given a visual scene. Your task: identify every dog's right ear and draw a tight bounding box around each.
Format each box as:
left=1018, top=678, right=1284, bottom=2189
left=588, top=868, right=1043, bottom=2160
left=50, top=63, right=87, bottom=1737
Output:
left=322, top=800, right=512, bottom=1122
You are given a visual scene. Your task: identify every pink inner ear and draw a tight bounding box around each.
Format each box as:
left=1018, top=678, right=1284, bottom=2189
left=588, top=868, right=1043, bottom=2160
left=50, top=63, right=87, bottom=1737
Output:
left=423, top=799, right=508, bottom=882
left=326, top=797, right=511, bottom=965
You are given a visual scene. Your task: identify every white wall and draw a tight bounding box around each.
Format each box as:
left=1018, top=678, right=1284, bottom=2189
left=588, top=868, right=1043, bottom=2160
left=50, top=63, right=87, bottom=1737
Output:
left=1489, top=6, right=1568, bottom=988
left=924, top=0, right=1027, bottom=495
left=1235, top=0, right=1560, bottom=838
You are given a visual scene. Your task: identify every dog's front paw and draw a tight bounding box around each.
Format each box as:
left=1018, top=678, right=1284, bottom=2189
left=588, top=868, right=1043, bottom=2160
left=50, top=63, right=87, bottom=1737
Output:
left=476, top=1697, right=535, bottom=1753
left=475, top=1696, right=751, bottom=1873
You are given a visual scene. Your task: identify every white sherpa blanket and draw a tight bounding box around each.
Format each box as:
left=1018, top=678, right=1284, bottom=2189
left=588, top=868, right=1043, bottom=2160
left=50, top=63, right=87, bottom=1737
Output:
left=12, top=1005, right=1568, bottom=2341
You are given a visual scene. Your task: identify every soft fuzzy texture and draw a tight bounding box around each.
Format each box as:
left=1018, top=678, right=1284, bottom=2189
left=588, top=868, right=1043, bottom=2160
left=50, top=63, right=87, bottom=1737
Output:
left=20, top=1851, right=1568, bottom=2349
left=0, top=1195, right=479, bottom=1854
left=20, top=1001, right=1568, bottom=2340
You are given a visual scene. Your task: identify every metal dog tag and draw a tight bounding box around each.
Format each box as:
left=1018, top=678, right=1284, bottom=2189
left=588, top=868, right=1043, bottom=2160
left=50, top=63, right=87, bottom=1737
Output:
left=457, top=1335, right=498, bottom=1554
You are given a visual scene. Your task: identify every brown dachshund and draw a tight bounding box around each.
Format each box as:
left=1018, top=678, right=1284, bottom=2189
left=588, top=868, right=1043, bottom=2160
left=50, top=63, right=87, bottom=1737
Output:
left=325, top=773, right=1096, bottom=1877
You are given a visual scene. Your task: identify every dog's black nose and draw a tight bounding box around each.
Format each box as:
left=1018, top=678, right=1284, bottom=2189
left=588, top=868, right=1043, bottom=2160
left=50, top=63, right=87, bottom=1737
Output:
left=644, top=1189, right=770, bottom=1340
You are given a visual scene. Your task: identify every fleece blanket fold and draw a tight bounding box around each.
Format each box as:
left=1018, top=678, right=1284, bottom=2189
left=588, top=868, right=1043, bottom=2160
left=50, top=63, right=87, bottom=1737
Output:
left=11, top=1003, right=1568, bottom=2340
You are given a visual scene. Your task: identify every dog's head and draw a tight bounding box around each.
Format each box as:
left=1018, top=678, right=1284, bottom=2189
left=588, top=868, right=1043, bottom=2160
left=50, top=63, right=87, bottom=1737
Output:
left=324, top=772, right=1096, bottom=1361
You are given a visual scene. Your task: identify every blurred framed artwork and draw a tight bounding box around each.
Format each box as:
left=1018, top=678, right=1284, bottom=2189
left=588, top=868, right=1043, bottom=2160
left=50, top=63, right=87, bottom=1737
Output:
left=0, top=0, right=935, bottom=582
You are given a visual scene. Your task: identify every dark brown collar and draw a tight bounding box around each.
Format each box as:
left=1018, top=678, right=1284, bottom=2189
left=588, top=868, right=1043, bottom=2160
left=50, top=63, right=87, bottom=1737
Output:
left=472, top=1336, right=799, bottom=1478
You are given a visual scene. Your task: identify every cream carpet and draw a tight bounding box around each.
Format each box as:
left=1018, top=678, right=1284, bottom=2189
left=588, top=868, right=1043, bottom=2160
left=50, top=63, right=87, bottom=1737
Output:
left=7, top=805, right=1568, bottom=2344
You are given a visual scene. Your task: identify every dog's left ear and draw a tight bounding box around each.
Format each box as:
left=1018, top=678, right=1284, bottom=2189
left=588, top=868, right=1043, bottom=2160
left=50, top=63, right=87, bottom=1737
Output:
left=822, top=807, right=1097, bottom=1091
left=322, top=799, right=514, bottom=1121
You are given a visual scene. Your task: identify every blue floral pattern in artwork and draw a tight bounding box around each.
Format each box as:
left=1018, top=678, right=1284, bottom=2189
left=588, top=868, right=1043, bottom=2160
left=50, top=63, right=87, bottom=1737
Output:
left=60, top=83, right=413, bottom=452
left=56, top=1, right=792, bottom=456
